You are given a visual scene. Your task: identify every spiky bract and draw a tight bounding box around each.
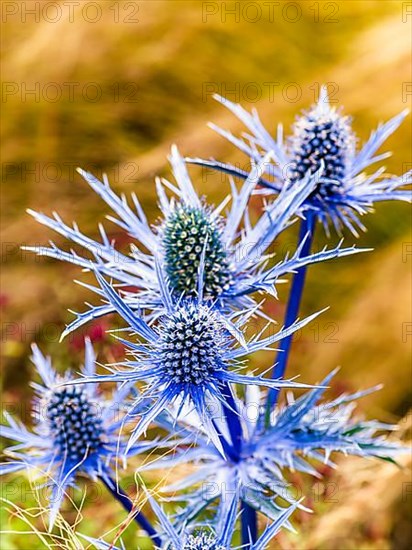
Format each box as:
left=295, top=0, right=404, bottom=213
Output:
left=146, top=371, right=403, bottom=529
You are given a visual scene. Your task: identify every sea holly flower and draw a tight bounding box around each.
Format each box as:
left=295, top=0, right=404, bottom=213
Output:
left=74, top=268, right=324, bottom=456
left=81, top=491, right=297, bottom=549
left=147, top=491, right=240, bottom=550
left=24, top=147, right=365, bottom=337
left=144, top=370, right=403, bottom=528
left=146, top=491, right=298, bottom=550
left=188, top=86, right=411, bottom=235
left=0, top=340, right=154, bottom=530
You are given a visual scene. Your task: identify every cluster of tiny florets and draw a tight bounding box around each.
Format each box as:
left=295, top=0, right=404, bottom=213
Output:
left=162, top=204, right=232, bottom=299
left=182, top=533, right=225, bottom=550
left=288, top=105, right=355, bottom=191
left=45, top=385, right=103, bottom=460
left=157, top=303, right=226, bottom=385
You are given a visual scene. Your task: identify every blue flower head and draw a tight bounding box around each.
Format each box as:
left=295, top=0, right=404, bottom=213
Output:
left=287, top=90, right=355, bottom=186
left=24, top=146, right=365, bottom=336
left=0, top=340, right=146, bottom=528
left=183, top=533, right=225, bottom=550
left=78, top=268, right=323, bottom=456
left=188, top=86, right=411, bottom=234
left=46, top=382, right=104, bottom=462
left=161, top=202, right=233, bottom=299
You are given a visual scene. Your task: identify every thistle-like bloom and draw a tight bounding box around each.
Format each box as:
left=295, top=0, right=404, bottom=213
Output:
left=24, top=147, right=364, bottom=337
left=0, top=340, right=146, bottom=528
left=188, top=87, right=411, bottom=234
left=148, top=492, right=240, bottom=550
left=81, top=492, right=297, bottom=549
left=147, top=491, right=297, bottom=550
left=76, top=268, right=323, bottom=455
left=146, top=370, right=403, bottom=527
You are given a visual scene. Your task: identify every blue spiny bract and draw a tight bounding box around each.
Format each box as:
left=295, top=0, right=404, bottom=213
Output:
left=154, top=370, right=403, bottom=531
left=162, top=204, right=232, bottom=299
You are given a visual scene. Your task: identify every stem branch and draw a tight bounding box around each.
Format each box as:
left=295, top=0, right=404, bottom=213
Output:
left=221, top=384, right=259, bottom=545
left=267, top=214, right=316, bottom=412
left=241, top=500, right=258, bottom=546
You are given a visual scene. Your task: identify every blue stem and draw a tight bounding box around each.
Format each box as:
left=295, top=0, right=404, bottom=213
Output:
left=221, top=382, right=243, bottom=457
left=220, top=384, right=259, bottom=545
left=101, top=476, right=162, bottom=547
left=241, top=500, right=258, bottom=547
left=267, top=214, right=316, bottom=411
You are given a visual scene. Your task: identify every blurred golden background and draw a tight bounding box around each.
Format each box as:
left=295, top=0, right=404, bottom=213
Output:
left=1, top=1, right=411, bottom=548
